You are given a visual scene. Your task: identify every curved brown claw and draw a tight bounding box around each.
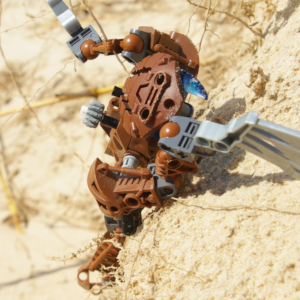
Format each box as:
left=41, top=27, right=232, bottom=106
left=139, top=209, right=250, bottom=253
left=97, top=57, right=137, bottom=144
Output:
left=77, top=262, right=103, bottom=295
left=77, top=230, right=124, bottom=294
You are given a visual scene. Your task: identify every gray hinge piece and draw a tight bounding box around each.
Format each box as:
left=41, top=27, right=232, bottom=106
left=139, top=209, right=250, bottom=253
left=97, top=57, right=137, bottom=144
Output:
left=46, top=0, right=102, bottom=63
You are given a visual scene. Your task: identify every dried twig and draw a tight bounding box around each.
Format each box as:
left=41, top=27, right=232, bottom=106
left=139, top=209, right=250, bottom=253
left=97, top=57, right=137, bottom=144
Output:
left=1, top=11, right=51, bottom=33
left=0, top=2, right=88, bottom=169
left=79, top=0, right=107, bottom=39
left=0, top=59, right=76, bottom=128
left=0, top=149, right=21, bottom=232
left=124, top=209, right=164, bottom=300
left=186, top=0, right=263, bottom=37
left=172, top=197, right=300, bottom=216
left=79, top=0, right=130, bottom=75
left=186, top=0, right=203, bottom=37
left=114, top=51, right=131, bottom=76
left=198, top=0, right=219, bottom=54
left=1, top=2, right=81, bottom=34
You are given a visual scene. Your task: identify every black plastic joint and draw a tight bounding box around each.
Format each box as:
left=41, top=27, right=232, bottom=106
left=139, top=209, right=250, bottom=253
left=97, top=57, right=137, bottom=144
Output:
left=102, top=115, right=119, bottom=129
left=104, top=208, right=143, bottom=236
left=111, top=86, right=124, bottom=97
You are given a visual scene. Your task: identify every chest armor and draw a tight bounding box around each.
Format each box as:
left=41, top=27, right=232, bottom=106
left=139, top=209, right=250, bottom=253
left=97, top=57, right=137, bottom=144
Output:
left=108, top=53, right=184, bottom=165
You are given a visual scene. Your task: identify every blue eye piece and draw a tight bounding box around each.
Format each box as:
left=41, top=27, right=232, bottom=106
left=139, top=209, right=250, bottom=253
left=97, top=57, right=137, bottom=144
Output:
left=180, top=70, right=208, bottom=100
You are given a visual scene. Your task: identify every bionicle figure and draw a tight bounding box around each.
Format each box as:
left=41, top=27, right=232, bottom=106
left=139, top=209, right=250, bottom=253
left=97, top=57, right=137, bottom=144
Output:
left=47, top=0, right=300, bottom=293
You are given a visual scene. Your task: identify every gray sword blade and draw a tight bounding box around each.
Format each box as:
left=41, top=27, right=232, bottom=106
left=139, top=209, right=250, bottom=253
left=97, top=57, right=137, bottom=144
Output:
left=46, top=0, right=83, bottom=36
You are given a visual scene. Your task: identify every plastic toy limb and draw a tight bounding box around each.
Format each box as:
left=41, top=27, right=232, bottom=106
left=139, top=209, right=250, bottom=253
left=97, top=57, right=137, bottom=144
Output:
left=46, top=0, right=82, bottom=35
left=155, top=122, right=198, bottom=178
left=158, top=113, right=300, bottom=180
left=87, top=157, right=163, bottom=220
left=80, top=26, right=200, bottom=71
left=77, top=202, right=144, bottom=294
left=104, top=208, right=143, bottom=236
left=155, top=150, right=198, bottom=177
left=46, top=0, right=102, bottom=62
left=81, top=100, right=119, bottom=129
left=81, top=100, right=104, bottom=128
left=47, top=1, right=200, bottom=70
left=77, top=229, right=125, bottom=295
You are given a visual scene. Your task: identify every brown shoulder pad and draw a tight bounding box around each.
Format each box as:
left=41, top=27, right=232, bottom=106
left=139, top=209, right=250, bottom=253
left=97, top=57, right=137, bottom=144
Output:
left=138, top=26, right=161, bottom=51
left=170, top=31, right=199, bottom=76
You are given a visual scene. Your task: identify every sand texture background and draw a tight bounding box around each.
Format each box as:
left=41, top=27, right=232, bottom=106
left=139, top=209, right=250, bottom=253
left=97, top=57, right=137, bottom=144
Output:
left=0, top=0, right=299, bottom=300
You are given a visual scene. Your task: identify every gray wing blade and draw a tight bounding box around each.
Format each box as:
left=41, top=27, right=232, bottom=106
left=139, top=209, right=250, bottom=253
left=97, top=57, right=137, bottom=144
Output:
left=238, top=121, right=300, bottom=179
left=46, top=0, right=83, bottom=36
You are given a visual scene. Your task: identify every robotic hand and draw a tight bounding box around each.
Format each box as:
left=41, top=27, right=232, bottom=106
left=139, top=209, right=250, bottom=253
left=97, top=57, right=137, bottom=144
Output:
left=81, top=100, right=105, bottom=128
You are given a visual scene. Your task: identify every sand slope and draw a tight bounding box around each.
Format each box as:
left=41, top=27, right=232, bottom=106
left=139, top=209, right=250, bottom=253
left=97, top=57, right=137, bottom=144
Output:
left=115, top=1, right=300, bottom=299
left=0, top=1, right=299, bottom=300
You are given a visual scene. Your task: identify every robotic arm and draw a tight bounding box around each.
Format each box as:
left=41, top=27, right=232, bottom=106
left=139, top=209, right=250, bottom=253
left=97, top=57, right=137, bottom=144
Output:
left=158, top=112, right=300, bottom=180
left=46, top=0, right=102, bottom=62
left=46, top=0, right=153, bottom=63
left=47, top=0, right=201, bottom=67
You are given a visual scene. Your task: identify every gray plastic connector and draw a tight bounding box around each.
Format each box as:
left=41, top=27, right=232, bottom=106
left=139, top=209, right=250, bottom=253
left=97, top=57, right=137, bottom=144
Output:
left=122, top=155, right=139, bottom=169
left=121, top=29, right=154, bottom=65
left=147, top=164, right=177, bottom=199
left=66, top=25, right=102, bottom=63
left=82, top=100, right=104, bottom=128
left=46, top=0, right=102, bottom=63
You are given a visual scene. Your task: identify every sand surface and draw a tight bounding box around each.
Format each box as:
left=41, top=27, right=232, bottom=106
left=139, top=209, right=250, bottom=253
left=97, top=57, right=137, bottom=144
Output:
left=0, top=1, right=299, bottom=299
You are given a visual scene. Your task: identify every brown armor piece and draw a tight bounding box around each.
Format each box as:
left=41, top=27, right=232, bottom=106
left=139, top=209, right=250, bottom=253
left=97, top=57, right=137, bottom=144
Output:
left=138, top=26, right=199, bottom=76
left=77, top=230, right=125, bottom=295
left=87, top=158, right=163, bottom=220
left=121, top=53, right=184, bottom=138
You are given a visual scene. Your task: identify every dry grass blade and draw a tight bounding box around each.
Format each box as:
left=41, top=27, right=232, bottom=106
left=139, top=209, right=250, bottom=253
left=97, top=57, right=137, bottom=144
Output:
left=0, top=130, right=23, bottom=233
left=0, top=167, right=21, bottom=232
left=0, top=95, right=90, bottom=118
left=124, top=208, right=164, bottom=300
left=1, top=11, right=51, bottom=33
left=0, top=83, right=124, bottom=118
left=186, top=0, right=203, bottom=37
